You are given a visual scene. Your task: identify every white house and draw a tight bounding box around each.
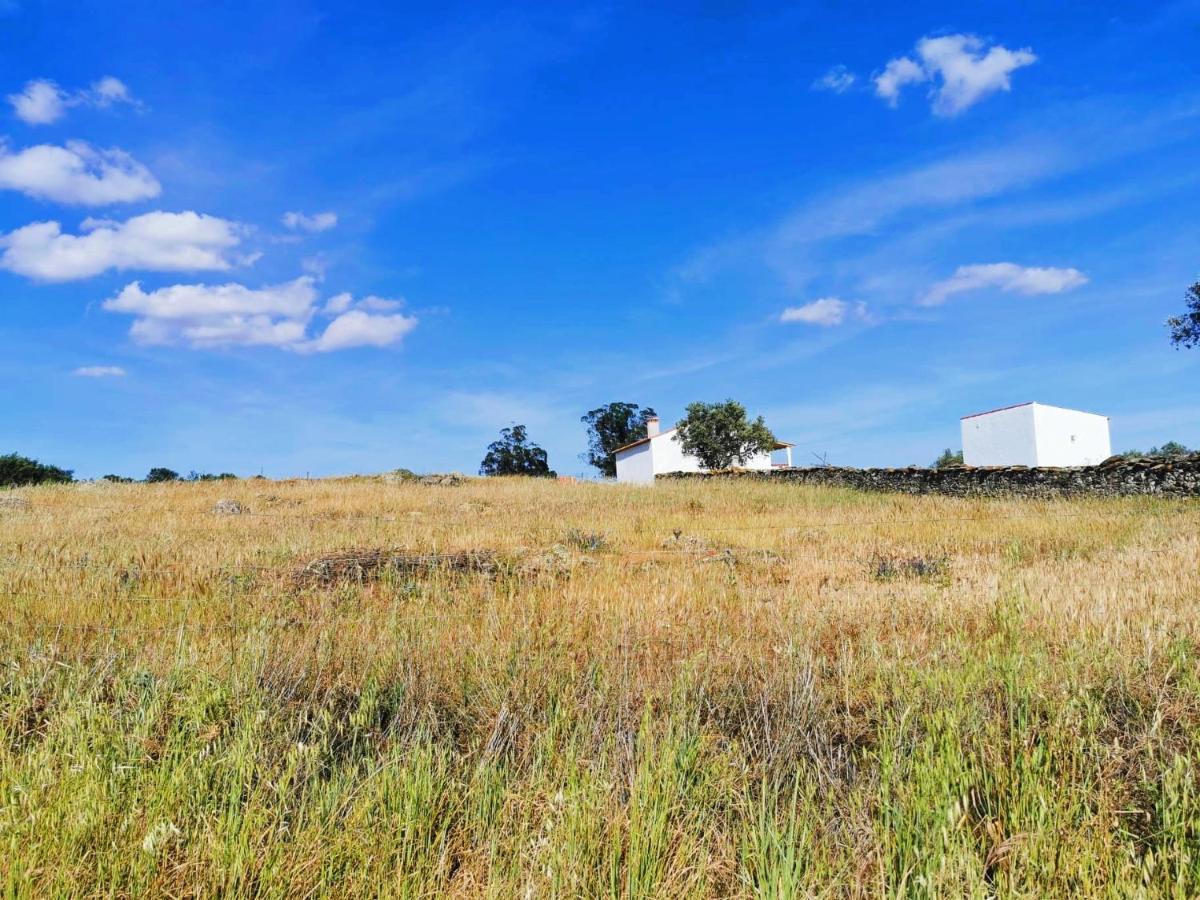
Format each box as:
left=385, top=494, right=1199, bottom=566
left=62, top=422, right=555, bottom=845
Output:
left=613, top=415, right=793, bottom=484
left=960, top=402, right=1111, bottom=467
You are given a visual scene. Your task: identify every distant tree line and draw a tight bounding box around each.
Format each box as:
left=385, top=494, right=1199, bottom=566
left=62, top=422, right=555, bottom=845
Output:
left=0, top=453, right=240, bottom=487
left=1117, top=441, right=1191, bottom=459
left=8, top=411, right=1192, bottom=488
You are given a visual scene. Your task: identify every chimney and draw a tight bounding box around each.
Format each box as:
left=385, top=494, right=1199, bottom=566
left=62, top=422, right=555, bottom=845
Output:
left=646, top=415, right=661, bottom=437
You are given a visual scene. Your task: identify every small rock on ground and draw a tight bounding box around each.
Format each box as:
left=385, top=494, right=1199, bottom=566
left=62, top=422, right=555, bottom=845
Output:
left=212, top=499, right=244, bottom=515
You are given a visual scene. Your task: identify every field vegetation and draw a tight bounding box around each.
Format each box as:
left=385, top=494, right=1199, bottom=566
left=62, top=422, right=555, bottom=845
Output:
left=1, top=476, right=1199, bottom=896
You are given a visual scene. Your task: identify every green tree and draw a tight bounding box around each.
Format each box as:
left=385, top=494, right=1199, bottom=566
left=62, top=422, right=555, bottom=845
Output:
left=580, top=402, right=657, bottom=478
left=479, top=425, right=556, bottom=477
left=0, top=453, right=73, bottom=487
left=1119, top=441, right=1191, bottom=459
left=145, top=467, right=180, bottom=483
left=1167, top=281, right=1200, bottom=348
left=674, top=400, right=776, bottom=470
left=933, top=448, right=964, bottom=468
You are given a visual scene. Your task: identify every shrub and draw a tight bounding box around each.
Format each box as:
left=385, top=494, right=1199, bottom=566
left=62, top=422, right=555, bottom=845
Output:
left=0, top=453, right=73, bottom=487
left=933, top=448, right=964, bottom=468
left=146, top=467, right=180, bottom=483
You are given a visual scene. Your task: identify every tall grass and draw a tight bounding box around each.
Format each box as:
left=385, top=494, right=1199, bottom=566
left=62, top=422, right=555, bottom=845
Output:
left=1, top=477, right=1198, bottom=896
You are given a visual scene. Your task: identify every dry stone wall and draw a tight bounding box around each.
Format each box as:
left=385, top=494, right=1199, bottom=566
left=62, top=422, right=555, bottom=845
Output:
left=658, top=455, right=1200, bottom=498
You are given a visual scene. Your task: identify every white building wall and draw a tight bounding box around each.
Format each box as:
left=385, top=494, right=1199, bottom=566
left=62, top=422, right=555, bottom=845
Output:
left=961, top=404, right=1039, bottom=467
left=649, top=432, right=704, bottom=475
left=614, top=430, right=780, bottom=482
left=1031, top=404, right=1111, bottom=466
left=962, top=402, right=1112, bottom=467
left=614, top=441, right=655, bottom=484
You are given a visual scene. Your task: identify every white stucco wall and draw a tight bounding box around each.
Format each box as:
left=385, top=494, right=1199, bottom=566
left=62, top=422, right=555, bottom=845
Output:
left=649, top=431, right=704, bottom=476
left=962, top=404, right=1039, bottom=467
left=614, top=441, right=655, bottom=484
left=961, top=403, right=1111, bottom=467
left=1031, top=404, right=1112, bottom=466
left=615, top=429, right=780, bottom=482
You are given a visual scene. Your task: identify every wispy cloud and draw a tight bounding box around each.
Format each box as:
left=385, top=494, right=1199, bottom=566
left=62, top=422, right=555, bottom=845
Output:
left=672, top=139, right=1067, bottom=299
left=874, top=34, right=1037, bottom=116
left=7, top=76, right=140, bottom=125
left=812, top=65, right=856, bottom=94
left=73, top=365, right=126, bottom=378
left=0, top=140, right=160, bottom=205
left=281, top=210, right=338, bottom=233
left=920, top=263, right=1088, bottom=306
left=779, top=297, right=869, bottom=326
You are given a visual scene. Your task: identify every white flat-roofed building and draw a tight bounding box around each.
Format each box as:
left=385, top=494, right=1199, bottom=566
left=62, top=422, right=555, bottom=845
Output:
left=961, top=402, right=1111, bottom=467
left=613, top=415, right=793, bottom=484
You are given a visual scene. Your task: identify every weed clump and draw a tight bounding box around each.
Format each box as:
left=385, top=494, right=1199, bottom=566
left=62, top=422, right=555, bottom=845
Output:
left=294, top=548, right=497, bottom=586
left=564, top=528, right=608, bottom=551
left=871, top=553, right=949, bottom=580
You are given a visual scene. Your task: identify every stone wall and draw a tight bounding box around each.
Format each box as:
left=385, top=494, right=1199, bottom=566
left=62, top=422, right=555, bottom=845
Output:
left=657, top=455, right=1200, bottom=498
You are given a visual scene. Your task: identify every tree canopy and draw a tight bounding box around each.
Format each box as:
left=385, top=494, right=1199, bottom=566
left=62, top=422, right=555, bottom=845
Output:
left=1167, top=281, right=1200, bottom=349
left=479, top=425, right=556, bottom=477
left=933, top=448, right=964, bottom=468
left=145, top=467, right=180, bottom=483
left=1119, top=441, right=1192, bottom=459
left=580, top=402, right=657, bottom=478
left=674, top=400, right=776, bottom=470
left=0, top=453, right=73, bottom=487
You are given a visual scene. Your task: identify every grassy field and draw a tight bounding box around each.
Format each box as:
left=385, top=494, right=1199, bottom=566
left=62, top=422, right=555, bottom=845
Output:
left=2, top=476, right=1199, bottom=897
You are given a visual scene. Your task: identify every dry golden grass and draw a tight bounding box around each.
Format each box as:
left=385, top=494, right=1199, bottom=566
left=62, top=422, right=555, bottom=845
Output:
left=1, top=476, right=1198, bottom=896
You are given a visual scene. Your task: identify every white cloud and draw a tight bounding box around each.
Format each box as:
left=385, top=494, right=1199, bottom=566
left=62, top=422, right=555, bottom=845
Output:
left=72, top=365, right=126, bottom=377
left=874, top=57, right=926, bottom=106
left=8, top=80, right=66, bottom=125
left=875, top=34, right=1036, bottom=116
left=0, top=140, right=160, bottom=205
left=920, top=263, right=1088, bottom=306
left=7, top=77, right=139, bottom=125
left=103, top=276, right=417, bottom=353
left=302, top=309, right=418, bottom=353
left=90, top=77, right=133, bottom=107
left=282, top=210, right=338, bottom=233
left=812, top=65, right=856, bottom=94
left=780, top=297, right=871, bottom=326
left=0, top=211, right=244, bottom=282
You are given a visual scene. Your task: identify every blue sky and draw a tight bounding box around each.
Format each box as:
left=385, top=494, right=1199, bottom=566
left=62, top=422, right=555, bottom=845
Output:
left=2, top=1, right=1199, bottom=478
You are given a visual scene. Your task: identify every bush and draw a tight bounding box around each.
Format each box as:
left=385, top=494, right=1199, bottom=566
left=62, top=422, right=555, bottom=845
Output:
left=0, top=453, right=73, bottom=487
left=101, top=474, right=134, bottom=483
left=933, top=448, right=964, bottom=468
left=145, top=467, right=180, bottom=483
left=1119, top=442, right=1192, bottom=459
